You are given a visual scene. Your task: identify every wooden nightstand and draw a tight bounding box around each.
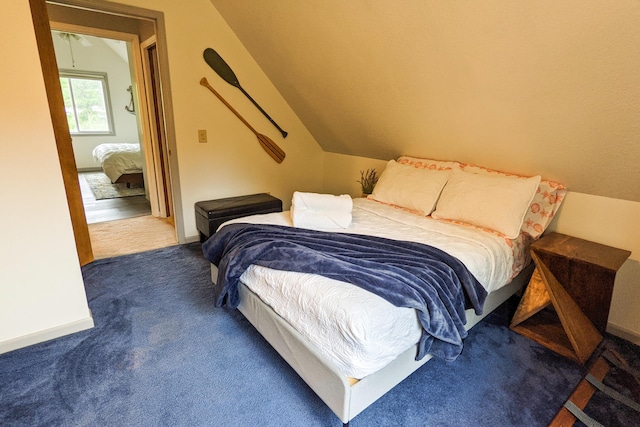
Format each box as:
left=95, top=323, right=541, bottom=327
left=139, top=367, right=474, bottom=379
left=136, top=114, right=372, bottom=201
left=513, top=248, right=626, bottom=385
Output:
left=510, top=232, right=630, bottom=364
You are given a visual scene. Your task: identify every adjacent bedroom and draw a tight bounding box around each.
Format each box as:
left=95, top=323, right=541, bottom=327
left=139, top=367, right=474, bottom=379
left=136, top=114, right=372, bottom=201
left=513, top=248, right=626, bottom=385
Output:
left=51, top=27, right=176, bottom=258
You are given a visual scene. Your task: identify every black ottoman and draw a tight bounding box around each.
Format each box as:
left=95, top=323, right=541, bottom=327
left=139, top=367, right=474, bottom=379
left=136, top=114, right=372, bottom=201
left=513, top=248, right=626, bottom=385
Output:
left=195, top=193, right=283, bottom=242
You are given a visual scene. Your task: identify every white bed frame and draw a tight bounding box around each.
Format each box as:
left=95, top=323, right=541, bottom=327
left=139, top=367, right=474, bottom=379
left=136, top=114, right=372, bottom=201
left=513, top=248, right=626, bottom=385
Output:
left=212, top=264, right=533, bottom=426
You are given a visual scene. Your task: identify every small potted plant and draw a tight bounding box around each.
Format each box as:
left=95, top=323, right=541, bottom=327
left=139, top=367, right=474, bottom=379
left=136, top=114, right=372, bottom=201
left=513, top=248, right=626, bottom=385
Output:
left=357, top=169, right=379, bottom=197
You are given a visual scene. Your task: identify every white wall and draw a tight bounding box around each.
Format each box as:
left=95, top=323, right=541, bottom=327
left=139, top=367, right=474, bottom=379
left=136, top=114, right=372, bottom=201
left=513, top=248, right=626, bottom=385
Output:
left=51, top=32, right=139, bottom=169
left=323, top=152, right=640, bottom=344
left=0, top=0, right=93, bottom=353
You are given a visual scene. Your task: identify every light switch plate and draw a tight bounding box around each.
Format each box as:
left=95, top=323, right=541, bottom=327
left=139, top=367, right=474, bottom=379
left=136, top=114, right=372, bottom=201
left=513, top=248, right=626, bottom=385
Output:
left=198, top=129, right=207, bottom=143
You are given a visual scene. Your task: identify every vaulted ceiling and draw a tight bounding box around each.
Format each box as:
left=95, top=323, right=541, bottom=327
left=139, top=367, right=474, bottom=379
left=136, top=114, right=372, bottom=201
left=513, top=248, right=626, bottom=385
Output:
left=210, top=1, right=639, bottom=201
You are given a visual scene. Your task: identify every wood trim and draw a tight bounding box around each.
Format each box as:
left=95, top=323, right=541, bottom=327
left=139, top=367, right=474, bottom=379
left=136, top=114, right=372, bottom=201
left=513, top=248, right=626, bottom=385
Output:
left=29, top=0, right=94, bottom=265
left=548, top=356, right=610, bottom=426
left=50, top=20, right=138, bottom=41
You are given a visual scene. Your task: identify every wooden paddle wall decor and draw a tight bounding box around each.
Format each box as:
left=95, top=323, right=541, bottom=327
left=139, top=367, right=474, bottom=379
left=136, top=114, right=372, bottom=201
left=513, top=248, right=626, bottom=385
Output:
left=200, top=78, right=285, bottom=163
left=203, top=47, right=288, bottom=138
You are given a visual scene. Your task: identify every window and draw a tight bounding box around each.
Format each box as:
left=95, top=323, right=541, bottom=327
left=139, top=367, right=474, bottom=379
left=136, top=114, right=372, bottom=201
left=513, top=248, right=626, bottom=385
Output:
left=59, top=70, right=115, bottom=135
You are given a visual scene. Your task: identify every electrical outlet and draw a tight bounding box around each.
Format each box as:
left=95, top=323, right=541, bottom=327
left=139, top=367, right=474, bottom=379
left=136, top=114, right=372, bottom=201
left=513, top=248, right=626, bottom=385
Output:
left=198, top=129, right=207, bottom=143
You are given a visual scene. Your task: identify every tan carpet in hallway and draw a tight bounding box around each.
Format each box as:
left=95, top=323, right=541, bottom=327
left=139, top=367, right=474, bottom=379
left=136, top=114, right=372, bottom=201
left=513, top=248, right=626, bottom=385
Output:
left=89, top=215, right=178, bottom=259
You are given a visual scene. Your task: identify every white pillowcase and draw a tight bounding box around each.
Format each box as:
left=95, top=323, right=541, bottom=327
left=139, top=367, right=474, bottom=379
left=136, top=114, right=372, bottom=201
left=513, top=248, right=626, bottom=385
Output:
left=369, top=160, right=451, bottom=215
left=432, top=169, right=541, bottom=239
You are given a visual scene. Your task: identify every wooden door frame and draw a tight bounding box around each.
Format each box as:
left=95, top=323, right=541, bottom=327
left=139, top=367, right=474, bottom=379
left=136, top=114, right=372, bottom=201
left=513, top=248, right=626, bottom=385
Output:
left=29, top=0, right=93, bottom=265
left=34, top=0, right=185, bottom=254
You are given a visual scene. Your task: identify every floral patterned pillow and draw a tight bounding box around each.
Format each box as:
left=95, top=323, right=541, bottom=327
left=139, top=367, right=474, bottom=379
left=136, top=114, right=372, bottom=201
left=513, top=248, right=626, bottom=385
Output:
left=397, top=156, right=460, bottom=171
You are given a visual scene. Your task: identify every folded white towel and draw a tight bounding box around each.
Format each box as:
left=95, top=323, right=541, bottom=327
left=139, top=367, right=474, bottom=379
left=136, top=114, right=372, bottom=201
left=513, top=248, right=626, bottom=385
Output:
left=291, top=192, right=353, bottom=229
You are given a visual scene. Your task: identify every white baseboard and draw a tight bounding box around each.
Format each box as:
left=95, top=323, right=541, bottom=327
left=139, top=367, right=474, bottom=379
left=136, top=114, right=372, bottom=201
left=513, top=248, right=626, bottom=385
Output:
left=0, top=315, right=94, bottom=355
left=607, top=322, right=640, bottom=346
left=185, top=234, right=201, bottom=244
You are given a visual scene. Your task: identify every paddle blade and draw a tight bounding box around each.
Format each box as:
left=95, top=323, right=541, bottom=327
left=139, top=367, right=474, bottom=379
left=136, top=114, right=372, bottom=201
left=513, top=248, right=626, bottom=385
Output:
left=203, top=48, right=241, bottom=88
left=257, top=134, right=286, bottom=163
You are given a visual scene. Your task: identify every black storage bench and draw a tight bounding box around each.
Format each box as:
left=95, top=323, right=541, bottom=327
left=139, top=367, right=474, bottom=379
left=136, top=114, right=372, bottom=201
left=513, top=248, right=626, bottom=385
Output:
left=195, top=193, right=283, bottom=242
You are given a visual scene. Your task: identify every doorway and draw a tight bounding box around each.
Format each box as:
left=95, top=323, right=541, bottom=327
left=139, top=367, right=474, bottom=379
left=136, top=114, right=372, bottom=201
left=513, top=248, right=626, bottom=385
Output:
left=34, top=0, right=184, bottom=262
left=49, top=29, right=153, bottom=225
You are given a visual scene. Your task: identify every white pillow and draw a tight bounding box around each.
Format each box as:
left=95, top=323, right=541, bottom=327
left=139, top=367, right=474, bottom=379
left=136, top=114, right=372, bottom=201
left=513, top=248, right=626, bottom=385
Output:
left=460, top=163, right=566, bottom=238
left=369, top=160, right=451, bottom=215
left=432, top=169, right=541, bottom=238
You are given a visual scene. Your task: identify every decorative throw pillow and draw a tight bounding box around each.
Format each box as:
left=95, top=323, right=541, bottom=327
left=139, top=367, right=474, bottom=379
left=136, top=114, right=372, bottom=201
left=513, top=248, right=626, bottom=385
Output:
left=460, top=164, right=566, bottom=238
left=432, top=169, right=541, bottom=239
left=370, top=160, right=451, bottom=215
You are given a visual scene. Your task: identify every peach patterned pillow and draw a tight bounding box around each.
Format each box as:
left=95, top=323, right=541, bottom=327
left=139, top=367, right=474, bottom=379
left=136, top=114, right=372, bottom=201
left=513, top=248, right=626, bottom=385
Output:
left=397, top=156, right=460, bottom=171
left=460, top=163, right=566, bottom=239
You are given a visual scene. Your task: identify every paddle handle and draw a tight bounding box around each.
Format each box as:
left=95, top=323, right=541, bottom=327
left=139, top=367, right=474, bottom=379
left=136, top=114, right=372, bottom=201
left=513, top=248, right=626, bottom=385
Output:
left=238, top=86, right=288, bottom=138
left=200, top=78, right=258, bottom=135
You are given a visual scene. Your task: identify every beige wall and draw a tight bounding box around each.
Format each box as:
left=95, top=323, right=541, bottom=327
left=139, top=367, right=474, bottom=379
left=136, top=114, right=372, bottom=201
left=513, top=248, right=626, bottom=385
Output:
left=1, top=0, right=324, bottom=351
left=324, top=152, right=640, bottom=343
left=0, top=0, right=93, bottom=353
left=110, top=0, right=325, bottom=242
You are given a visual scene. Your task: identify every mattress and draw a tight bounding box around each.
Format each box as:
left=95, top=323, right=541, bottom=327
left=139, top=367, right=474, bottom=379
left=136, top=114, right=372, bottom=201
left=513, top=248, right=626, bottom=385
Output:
left=92, top=143, right=143, bottom=183
left=213, top=198, right=528, bottom=379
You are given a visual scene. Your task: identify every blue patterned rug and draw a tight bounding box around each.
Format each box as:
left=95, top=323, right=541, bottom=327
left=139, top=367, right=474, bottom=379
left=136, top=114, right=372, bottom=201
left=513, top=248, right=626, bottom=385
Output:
left=0, top=243, right=638, bottom=426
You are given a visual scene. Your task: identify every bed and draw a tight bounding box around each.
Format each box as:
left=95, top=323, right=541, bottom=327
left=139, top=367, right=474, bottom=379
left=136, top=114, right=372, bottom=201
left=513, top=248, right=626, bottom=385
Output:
left=92, top=143, right=144, bottom=187
left=202, top=156, right=566, bottom=425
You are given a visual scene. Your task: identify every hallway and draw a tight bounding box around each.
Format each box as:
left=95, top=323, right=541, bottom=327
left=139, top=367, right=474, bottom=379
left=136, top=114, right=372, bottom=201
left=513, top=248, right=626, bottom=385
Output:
left=79, top=172, right=177, bottom=259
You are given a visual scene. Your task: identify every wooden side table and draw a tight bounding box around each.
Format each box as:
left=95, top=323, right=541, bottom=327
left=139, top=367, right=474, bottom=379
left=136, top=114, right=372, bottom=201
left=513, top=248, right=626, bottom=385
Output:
left=510, top=232, right=630, bottom=364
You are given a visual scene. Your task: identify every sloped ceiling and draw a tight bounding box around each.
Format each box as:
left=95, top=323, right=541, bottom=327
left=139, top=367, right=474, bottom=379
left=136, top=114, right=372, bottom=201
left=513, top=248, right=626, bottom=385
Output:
left=209, top=1, right=639, bottom=202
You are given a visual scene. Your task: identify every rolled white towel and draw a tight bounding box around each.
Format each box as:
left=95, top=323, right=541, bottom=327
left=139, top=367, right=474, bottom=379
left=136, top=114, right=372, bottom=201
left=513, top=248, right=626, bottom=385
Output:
left=291, top=192, right=353, bottom=229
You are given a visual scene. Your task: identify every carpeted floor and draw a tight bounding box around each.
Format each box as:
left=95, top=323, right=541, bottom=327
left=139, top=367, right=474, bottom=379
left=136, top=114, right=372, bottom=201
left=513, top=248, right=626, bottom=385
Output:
left=83, top=172, right=145, bottom=200
left=0, top=244, right=638, bottom=426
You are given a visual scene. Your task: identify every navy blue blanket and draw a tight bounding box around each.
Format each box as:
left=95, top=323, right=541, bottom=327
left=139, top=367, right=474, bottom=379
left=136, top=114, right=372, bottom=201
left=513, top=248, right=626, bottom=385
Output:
left=202, top=223, right=487, bottom=362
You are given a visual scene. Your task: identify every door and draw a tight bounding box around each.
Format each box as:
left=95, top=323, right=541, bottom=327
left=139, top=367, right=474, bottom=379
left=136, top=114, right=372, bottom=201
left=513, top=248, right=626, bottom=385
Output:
left=141, top=39, right=173, bottom=219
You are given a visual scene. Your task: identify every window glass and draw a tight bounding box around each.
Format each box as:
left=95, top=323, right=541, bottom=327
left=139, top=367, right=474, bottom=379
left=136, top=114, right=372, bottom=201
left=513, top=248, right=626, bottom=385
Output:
left=59, top=70, right=114, bottom=135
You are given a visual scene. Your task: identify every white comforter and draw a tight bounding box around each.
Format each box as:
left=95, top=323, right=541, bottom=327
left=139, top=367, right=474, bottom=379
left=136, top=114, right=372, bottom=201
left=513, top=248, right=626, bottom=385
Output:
left=214, top=198, right=525, bottom=378
left=92, top=143, right=143, bottom=183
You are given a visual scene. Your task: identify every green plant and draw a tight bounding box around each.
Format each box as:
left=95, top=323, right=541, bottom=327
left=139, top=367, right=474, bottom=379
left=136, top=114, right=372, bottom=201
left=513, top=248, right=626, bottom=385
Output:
left=357, top=169, right=379, bottom=195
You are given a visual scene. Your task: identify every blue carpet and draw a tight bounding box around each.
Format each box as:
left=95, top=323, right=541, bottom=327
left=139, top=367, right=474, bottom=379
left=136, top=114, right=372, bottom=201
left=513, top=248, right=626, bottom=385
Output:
left=0, top=243, right=638, bottom=426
